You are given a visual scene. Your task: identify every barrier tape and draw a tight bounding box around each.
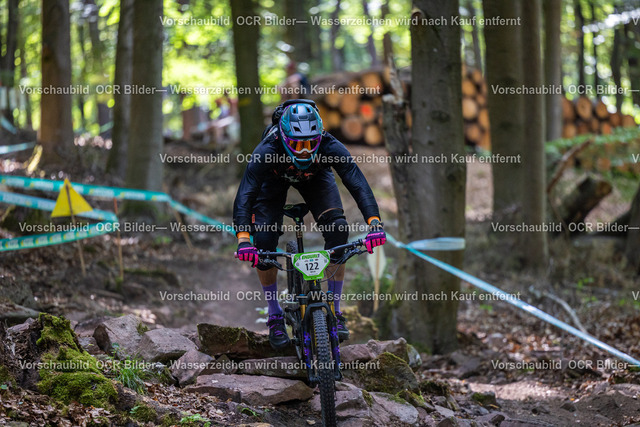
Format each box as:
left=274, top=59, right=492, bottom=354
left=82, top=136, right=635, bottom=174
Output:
left=0, top=191, right=118, bottom=251
left=388, top=234, right=640, bottom=367
left=0, top=174, right=235, bottom=237
left=0, top=142, right=36, bottom=155
left=2, top=173, right=638, bottom=366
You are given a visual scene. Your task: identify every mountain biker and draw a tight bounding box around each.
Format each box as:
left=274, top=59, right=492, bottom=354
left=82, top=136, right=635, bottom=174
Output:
left=233, top=99, right=386, bottom=349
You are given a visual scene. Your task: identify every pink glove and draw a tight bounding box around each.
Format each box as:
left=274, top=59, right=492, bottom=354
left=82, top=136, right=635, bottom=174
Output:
left=364, top=227, right=386, bottom=254
left=236, top=242, right=259, bottom=267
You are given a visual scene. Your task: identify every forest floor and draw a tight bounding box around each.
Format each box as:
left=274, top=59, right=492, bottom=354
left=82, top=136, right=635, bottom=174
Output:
left=1, top=139, right=640, bottom=426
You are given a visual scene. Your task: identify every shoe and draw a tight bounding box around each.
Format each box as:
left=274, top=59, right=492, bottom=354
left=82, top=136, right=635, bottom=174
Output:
left=267, top=314, right=291, bottom=349
left=336, top=311, right=350, bottom=341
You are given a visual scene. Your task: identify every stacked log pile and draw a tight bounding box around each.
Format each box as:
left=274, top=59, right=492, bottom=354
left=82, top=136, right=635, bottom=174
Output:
left=561, top=96, right=637, bottom=139
left=309, top=68, right=638, bottom=148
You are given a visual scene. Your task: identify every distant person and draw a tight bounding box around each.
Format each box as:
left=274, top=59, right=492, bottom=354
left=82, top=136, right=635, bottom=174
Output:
left=280, top=62, right=311, bottom=101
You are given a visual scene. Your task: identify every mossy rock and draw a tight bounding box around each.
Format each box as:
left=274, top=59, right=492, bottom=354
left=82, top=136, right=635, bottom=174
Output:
left=471, top=391, right=498, bottom=408
left=0, top=364, right=15, bottom=388
left=343, top=352, right=419, bottom=394
left=397, top=390, right=434, bottom=412
left=419, top=379, right=451, bottom=397
left=130, top=402, right=158, bottom=423
left=35, top=314, right=118, bottom=409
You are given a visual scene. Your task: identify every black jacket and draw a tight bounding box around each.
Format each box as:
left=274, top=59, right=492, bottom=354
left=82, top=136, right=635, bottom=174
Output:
left=233, top=130, right=380, bottom=231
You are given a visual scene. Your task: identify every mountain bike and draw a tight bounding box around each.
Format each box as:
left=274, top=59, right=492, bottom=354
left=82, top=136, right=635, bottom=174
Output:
left=256, top=203, right=366, bottom=427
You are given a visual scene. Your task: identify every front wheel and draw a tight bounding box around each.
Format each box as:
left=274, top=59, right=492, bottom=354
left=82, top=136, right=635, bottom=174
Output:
left=313, top=309, right=336, bottom=427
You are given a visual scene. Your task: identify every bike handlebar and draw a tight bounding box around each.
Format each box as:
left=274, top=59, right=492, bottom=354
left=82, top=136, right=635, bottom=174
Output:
left=257, top=239, right=365, bottom=258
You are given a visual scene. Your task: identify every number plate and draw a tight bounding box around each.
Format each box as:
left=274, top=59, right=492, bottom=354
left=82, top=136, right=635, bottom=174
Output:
left=293, top=251, right=330, bottom=280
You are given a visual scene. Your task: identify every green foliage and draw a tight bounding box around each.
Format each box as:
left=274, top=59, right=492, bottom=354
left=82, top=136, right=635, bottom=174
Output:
left=130, top=403, right=158, bottom=423
left=179, top=413, right=211, bottom=426
left=36, top=313, right=79, bottom=349
left=105, top=345, right=149, bottom=394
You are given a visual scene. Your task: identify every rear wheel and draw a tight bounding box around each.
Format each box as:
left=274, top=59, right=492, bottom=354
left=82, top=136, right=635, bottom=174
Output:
left=313, top=309, right=336, bottom=426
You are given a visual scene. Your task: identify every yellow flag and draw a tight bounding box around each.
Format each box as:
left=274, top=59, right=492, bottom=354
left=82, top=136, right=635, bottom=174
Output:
left=51, top=178, right=93, bottom=217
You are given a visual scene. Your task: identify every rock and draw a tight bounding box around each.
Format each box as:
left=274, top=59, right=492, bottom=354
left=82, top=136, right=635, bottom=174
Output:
left=186, top=373, right=314, bottom=405
left=485, top=333, right=506, bottom=348
left=449, top=350, right=482, bottom=378
left=341, top=343, right=374, bottom=364
left=237, top=356, right=306, bottom=379
left=74, top=316, right=114, bottom=337
left=136, top=328, right=196, bottom=363
left=406, top=344, right=422, bottom=369
left=471, top=391, right=498, bottom=408
left=93, top=314, right=145, bottom=358
left=397, top=390, right=435, bottom=412
left=434, top=404, right=455, bottom=418
left=0, top=277, right=36, bottom=307
left=6, top=318, right=36, bottom=334
left=367, top=338, right=421, bottom=368
left=476, top=412, right=506, bottom=425
left=560, top=400, right=576, bottom=412
left=531, top=405, right=550, bottom=415
left=78, top=336, right=103, bottom=355
left=197, top=323, right=295, bottom=359
left=341, top=306, right=378, bottom=343
left=170, top=349, right=214, bottom=386
left=436, top=418, right=459, bottom=427
left=0, top=303, right=40, bottom=326
left=369, top=392, right=419, bottom=426
left=420, top=379, right=451, bottom=397
left=208, top=354, right=238, bottom=374
left=310, top=381, right=372, bottom=420
left=342, top=352, right=419, bottom=394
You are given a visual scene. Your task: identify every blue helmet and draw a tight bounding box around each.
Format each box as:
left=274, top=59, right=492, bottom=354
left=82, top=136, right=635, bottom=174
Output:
left=279, top=101, right=323, bottom=170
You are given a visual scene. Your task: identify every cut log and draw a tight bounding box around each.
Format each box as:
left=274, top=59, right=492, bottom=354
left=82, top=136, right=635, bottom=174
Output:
left=576, top=120, right=590, bottom=135
left=462, top=97, right=479, bottom=120
left=575, top=96, right=593, bottom=121
left=558, top=175, right=612, bottom=234
left=562, top=123, right=577, bottom=138
left=479, top=130, right=491, bottom=150
left=609, top=112, right=622, bottom=127
left=589, top=117, right=600, bottom=133
left=599, top=121, right=612, bottom=135
left=340, top=115, right=364, bottom=140
left=470, top=69, right=483, bottom=85
left=622, top=114, right=637, bottom=128
left=359, top=101, right=377, bottom=123
left=562, top=96, right=576, bottom=122
left=477, top=108, right=490, bottom=130
left=475, top=93, right=487, bottom=108
left=325, top=91, right=341, bottom=108
left=339, top=90, right=360, bottom=115
left=324, top=110, right=342, bottom=130
left=361, top=72, right=383, bottom=94
left=462, top=79, right=477, bottom=97
left=364, top=124, right=384, bottom=146
left=464, top=123, right=483, bottom=144
left=593, top=99, right=609, bottom=120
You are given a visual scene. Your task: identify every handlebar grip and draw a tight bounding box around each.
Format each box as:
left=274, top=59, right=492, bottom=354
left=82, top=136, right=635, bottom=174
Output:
left=234, top=252, right=238, bottom=258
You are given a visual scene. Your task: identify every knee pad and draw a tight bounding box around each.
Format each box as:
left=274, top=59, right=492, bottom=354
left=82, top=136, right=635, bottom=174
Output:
left=253, top=231, right=279, bottom=271
left=317, top=210, right=349, bottom=263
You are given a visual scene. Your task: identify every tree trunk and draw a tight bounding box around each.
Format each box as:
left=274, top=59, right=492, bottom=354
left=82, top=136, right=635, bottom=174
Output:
left=610, top=26, right=624, bottom=112
left=230, top=0, right=264, bottom=156
left=387, top=0, right=465, bottom=354
left=575, top=0, right=586, bottom=87
left=544, top=0, right=562, bottom=141
left=381, top=1, right=393, bottom=65
left=19, top=30, right=32, bottom=130
left=76, top=24, right=87, bottom=131
left=85, top=0, right=110, bottom=138
left=625, top=22, right=640, bottom=106
left=482, top=0, right=524, bottom=214
left=40, top=0, right=74, bottom=164
left=625, top=184, right=640, bottom=274
left=590, top=1, right=600, bottom=89
left=125, top=0, right=163, bottom=193
left=467, top=0, right=482, bottom=73
left=1, top=0, right=19, bottom=123
left=107, top=0, right=133, bottom=176
left=284, top=0, right=312, bottom=65
left=362, top=0, right=378, bottom=67
left=521, top=0, right=548, bottom=270
left=329, top=0, right=344, bottom=71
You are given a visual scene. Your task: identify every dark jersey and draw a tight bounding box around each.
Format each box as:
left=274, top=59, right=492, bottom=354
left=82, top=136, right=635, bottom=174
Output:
left=233, top=129, right=380, bottom=230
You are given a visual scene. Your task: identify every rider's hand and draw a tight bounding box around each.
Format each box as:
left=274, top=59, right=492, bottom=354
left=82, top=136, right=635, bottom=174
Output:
left=364, top=219, right=386, bottom=254
left=236, top=242, right=259, bottom=268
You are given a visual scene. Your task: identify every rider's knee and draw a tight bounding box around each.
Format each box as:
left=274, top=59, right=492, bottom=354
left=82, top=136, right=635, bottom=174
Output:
left=318, top=209, right=349, bottom=263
